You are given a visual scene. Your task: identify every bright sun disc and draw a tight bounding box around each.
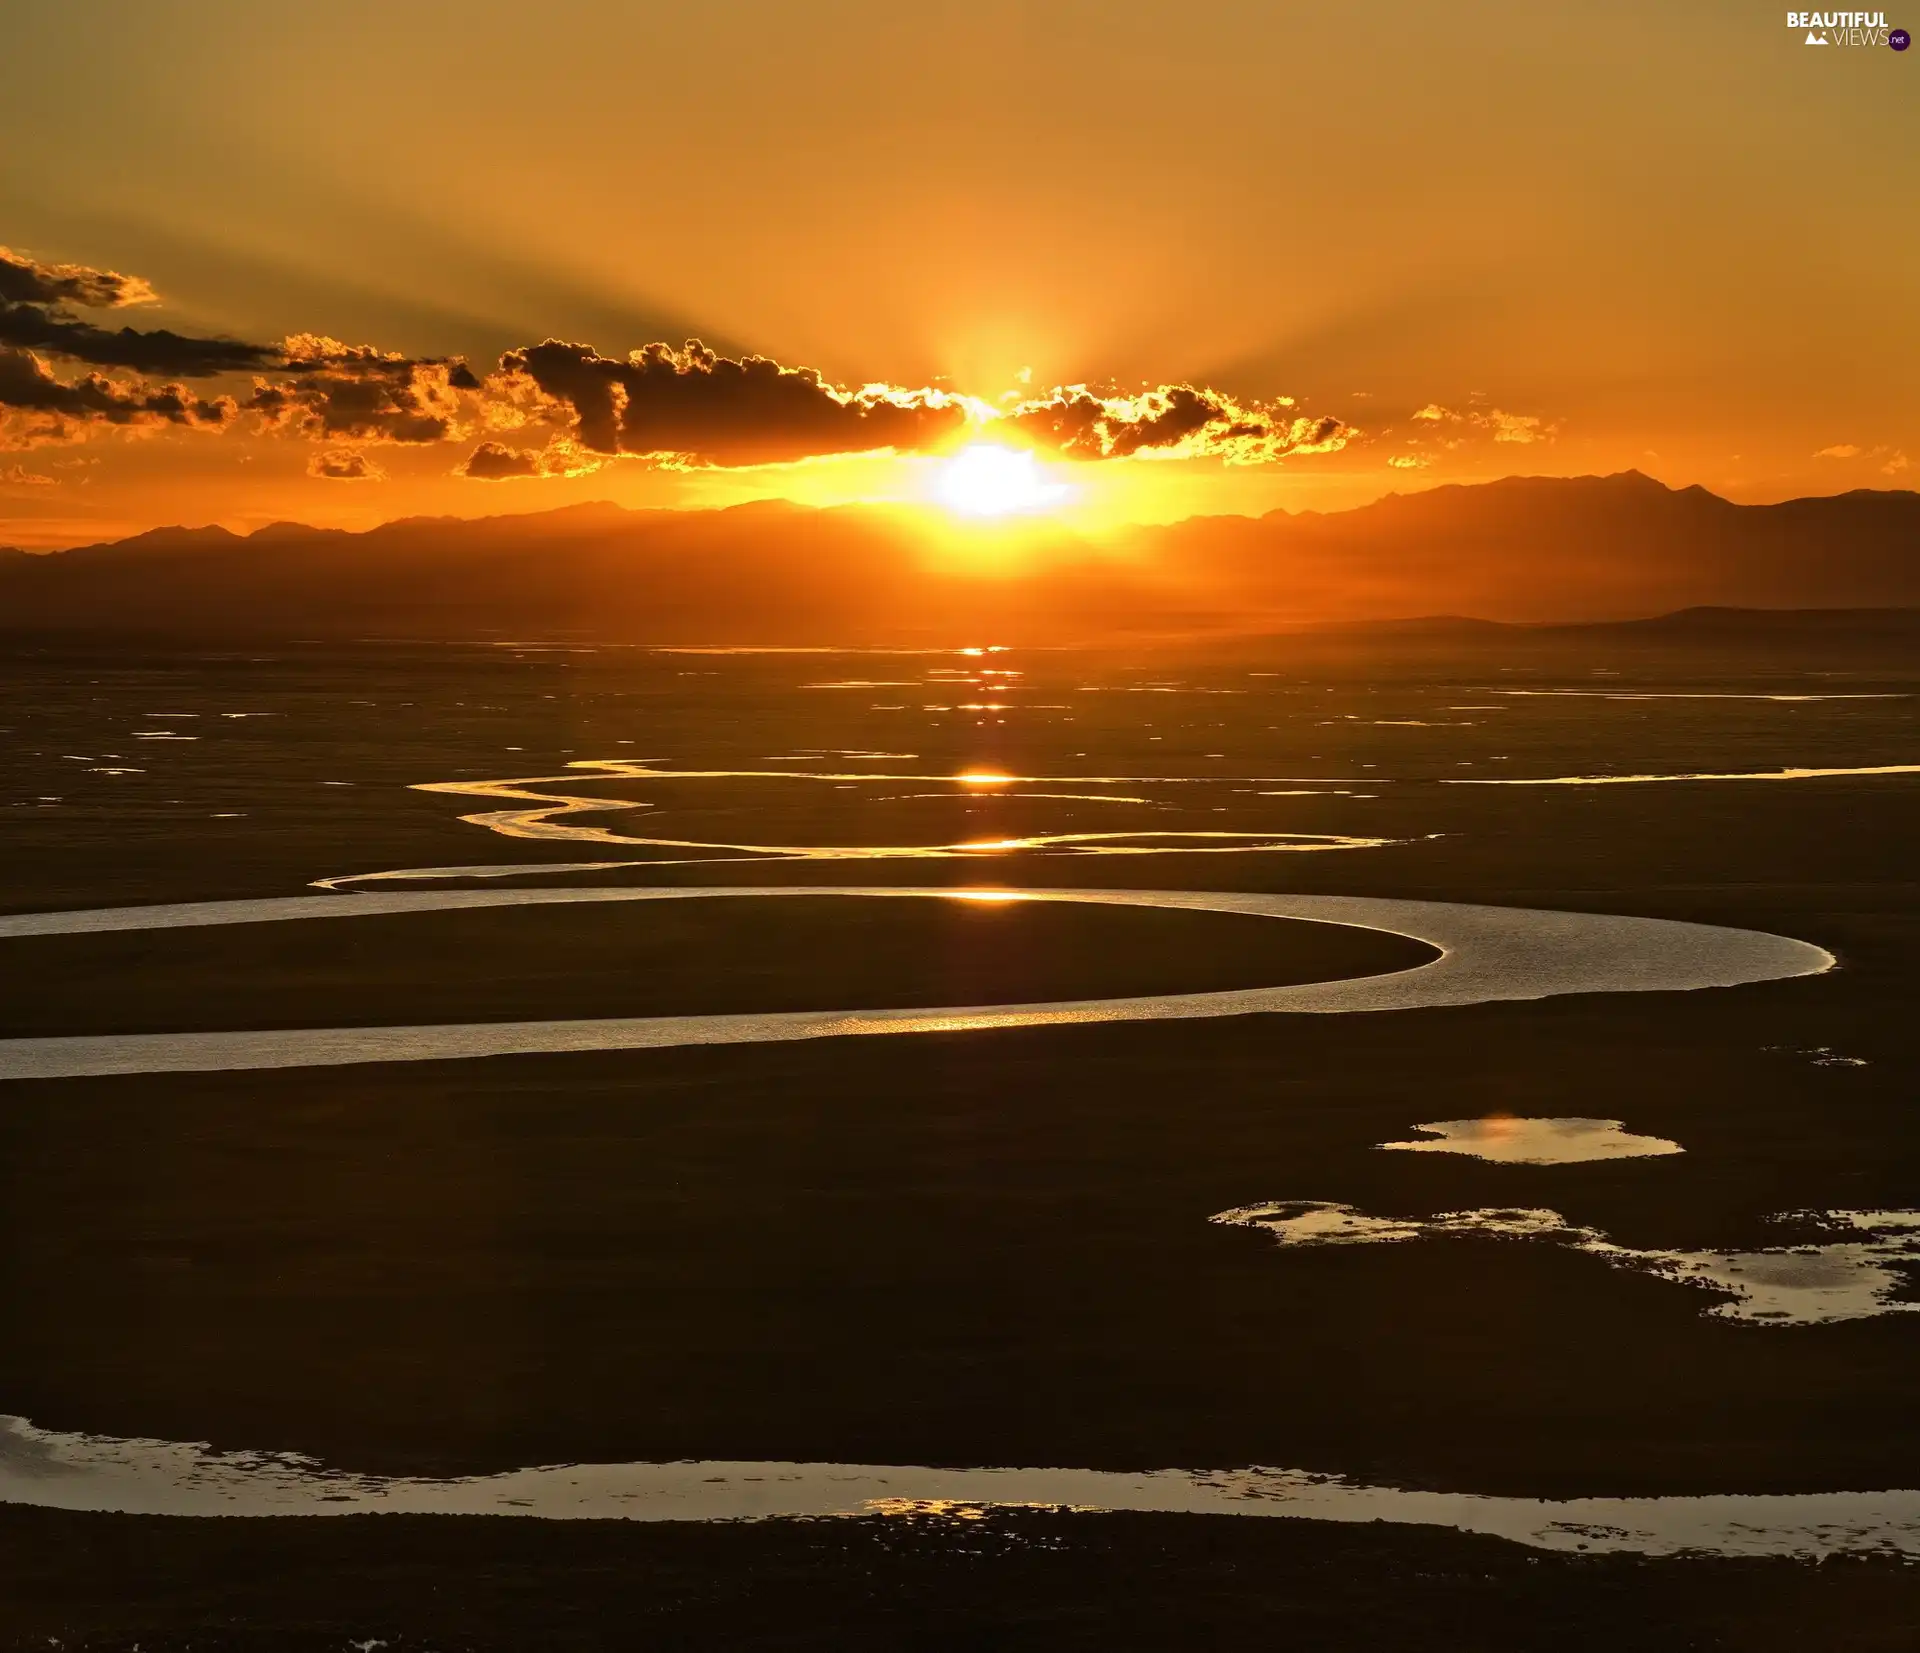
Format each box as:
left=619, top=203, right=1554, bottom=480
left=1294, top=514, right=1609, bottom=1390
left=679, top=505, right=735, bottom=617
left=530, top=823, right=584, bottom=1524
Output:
left=933, top=444, right=1067, bottom=518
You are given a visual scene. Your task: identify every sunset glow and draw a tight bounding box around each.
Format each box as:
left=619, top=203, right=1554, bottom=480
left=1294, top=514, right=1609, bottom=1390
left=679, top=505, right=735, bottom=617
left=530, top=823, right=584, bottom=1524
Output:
left=0, top=3, right=1912, bottom=551
left=6, top=8, right=1920, bottom=1646
left=932, top=445, right=1071, bottom=519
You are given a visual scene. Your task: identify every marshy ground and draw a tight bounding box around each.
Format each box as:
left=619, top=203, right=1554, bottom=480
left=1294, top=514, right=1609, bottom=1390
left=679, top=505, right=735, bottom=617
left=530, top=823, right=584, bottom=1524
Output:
left=2, top=632, right=1917, bottom=1646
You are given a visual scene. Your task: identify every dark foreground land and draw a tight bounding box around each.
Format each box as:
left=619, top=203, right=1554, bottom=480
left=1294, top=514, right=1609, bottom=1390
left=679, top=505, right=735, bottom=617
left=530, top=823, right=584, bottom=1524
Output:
left=2, top=629, right=1918, bottom=1646
left=4, top=1505, right=1918, bottom=1652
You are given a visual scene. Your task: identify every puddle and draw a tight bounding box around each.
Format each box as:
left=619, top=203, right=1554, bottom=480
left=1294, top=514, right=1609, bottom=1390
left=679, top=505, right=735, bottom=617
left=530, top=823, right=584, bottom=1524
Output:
left=1376, top=1117, right=1683, bottom=1164
left=1212, top=1202, right=1920, bottom=1325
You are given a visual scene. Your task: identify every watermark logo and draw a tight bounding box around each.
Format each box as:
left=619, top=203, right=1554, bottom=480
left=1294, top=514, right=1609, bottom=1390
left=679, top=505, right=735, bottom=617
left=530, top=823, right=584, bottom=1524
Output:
left=1787, top=9, right=1905, bottom=43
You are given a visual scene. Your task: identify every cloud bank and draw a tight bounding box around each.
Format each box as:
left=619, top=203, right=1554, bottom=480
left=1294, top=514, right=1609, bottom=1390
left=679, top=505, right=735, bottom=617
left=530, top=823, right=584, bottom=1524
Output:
left=1, top=243, right=1361, bottom=476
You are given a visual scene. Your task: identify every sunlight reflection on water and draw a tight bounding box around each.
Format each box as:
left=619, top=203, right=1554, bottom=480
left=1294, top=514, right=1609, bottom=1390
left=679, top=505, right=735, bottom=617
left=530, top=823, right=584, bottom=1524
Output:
left=1212, top=1201, right=1920, bottom=1325
left=5, top=1413, right=1920, bottom=1556
left=0, top=888, right=1832, bottom=1081
left=1375, top=1117, right=1683, bottom=1164
left=405, top=758, right=1400, bottom=862
left=1448, top=764, right=1920, bottom=785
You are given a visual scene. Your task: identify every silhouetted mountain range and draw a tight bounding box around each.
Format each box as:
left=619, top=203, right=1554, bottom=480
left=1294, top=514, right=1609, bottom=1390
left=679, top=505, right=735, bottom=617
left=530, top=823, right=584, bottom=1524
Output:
left=1, top=471, right=1915, bottom=642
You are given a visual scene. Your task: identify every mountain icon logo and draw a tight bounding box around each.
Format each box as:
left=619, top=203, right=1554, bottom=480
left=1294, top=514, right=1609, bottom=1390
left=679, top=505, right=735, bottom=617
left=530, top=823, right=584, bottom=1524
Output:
left=1806, top=26, right=1831, bottom=40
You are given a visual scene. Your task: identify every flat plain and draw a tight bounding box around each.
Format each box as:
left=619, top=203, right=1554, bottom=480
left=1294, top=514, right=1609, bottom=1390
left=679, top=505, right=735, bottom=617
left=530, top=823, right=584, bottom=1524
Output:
left=3, top=628, right=1917, bottom=1647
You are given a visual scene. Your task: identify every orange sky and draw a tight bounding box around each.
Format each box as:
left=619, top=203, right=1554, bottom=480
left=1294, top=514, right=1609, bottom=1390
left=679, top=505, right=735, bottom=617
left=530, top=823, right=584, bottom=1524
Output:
left=1, top=0, right=1915, bottom=547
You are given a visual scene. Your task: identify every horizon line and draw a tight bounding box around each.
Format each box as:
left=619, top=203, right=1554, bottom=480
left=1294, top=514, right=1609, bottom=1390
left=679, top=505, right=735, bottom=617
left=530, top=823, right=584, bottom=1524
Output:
left=11, top=468, right=1920, bottom=557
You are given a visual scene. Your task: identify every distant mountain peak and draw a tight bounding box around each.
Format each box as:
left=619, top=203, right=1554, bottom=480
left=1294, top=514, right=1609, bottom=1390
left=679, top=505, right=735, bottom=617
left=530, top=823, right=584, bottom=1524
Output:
left=124, top=523, right=243, bottom=545
left=8, top=472, right=1916, bottom=641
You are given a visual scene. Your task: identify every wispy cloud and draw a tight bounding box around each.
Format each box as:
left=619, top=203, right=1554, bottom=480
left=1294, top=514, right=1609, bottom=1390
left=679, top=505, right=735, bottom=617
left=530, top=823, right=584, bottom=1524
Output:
left=1815, top=442, right=1909, bottom=476
left=1411, top=402, right=1557, bottom=444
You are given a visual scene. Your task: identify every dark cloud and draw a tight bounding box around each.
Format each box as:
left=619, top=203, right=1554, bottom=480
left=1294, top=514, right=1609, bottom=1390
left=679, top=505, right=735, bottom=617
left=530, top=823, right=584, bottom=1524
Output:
left=0, top=247, right=156, bottom=309
left=0, top=252, right=472, bottom=384
left=459, top=440, right=542, bottom=479
left=0, top=246, right=277, bottom=376
left=455, top=437, right=603, bottom=480
left=1007, top=385, right=1222, bottom=458
left=496, top=339, right=970, bottom=464
left=1005, top=385, right=1354, bottom=463
left=307, top=448, right=384, bottom=481
left=0, top=300, right=279, bottom=377
left=0, top=348, right=236, bottom=437
left=250, top=343, right=473, bottom=444
left=1, top=245, right=1352, bottom=471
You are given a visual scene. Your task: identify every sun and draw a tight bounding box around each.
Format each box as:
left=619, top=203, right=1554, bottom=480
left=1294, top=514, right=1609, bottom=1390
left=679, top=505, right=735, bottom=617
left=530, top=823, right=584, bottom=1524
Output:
left=932, top=444, right=1069, bottom=518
